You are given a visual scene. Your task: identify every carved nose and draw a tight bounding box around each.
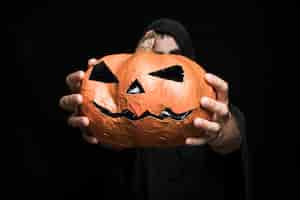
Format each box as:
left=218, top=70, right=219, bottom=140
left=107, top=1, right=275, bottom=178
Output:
left=127, top=79, right=145, bottom=94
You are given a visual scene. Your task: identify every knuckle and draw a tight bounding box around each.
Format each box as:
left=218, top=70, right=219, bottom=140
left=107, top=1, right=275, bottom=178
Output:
left=215, top=123, right=221, bottom=132
left=78, top=71, right=85, bottom=79
left=80, top=117, right=89, bottom=126
left=223, top=109, right=230, bottom=118
left=68, top=94, right=78, bottom=105
left=82, top=133, right=91, bottom=142
left=209, top=122, right=220, bottom=132
left=204, top=120, right=213, bottom=130
left=214, top=102, right=221, bottom=112
left=82, top=133, right=97, bottom=144
left=62, top=96, right=72, bottom=109
left=59, top=97, right=65, bottom=107
left=65, top=74, right=71, bottom=85
left=214, top=101, right=224, bottom=114
left=72, top=117, right=83, bottom=127
left=223, top=81, right=229, bottom=92
left=88, top=59, right=97, bottom=66
left=65, top=95, right=73, bottom=105
left=73, top=94, right=82, bottom=102
left=67, top=116, right=75, bottom=126
left=206, top=98, right=215, bottom=107
left=66, top=71, right=82, bottom=89
left=75, top=70, right=82, bottom=78
left=219, top=104, right=228, bottom=116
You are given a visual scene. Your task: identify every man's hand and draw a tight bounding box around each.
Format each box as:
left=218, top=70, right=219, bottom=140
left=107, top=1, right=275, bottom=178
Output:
left=186, top=73, right=241, bottom=154
left=59, top=58, right=99, bottom=144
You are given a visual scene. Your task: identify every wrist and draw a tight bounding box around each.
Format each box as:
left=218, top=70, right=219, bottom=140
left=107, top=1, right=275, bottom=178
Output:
left=207, top=111, right=241, bottom=154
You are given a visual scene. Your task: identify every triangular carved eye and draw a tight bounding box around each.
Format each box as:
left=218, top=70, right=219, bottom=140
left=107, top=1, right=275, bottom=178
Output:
left=127, top=79, right=145, bottom=94
left=89, top=61, right=119, bottom=83
left=149, top=65, right=184, bottom=82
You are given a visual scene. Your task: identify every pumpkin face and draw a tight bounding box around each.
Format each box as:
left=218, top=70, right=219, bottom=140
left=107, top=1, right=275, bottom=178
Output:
left=80, top=50, right=216, bottom=149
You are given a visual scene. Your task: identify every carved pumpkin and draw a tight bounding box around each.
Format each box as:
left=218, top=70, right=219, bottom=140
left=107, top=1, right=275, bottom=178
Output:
left=80, top=49, right=216, bottom=149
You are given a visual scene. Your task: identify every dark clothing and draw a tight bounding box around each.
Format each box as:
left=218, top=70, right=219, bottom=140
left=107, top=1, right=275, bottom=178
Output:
left=129, top=104, right=248, bottom=200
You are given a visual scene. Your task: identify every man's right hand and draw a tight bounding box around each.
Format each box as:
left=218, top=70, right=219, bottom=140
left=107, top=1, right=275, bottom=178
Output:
left=59, top=58, right=99, bottom=144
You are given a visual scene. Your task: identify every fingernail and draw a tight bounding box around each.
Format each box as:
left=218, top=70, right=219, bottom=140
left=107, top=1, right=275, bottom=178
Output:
left=76, top=95, right=83, bottom=103
left=90, top=137, right=98, bottom=144
left=81, top=117, right=89, bottom=126
left=201, top=97, right=209, bottom=105
left=205, top=73, right=213, bottom=81
left=186, top=138, right=192, bottom=144
left=88, top=58, right=97, bottom=65
left=78, top=71, right=85, bottom=78
left=193, top=118, right=203, bottom=127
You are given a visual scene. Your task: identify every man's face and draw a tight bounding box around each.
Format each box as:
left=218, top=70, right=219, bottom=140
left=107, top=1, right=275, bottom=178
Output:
left=153, top=34, right=181, bottom=55
left=138, top=30, right=181, bottom=55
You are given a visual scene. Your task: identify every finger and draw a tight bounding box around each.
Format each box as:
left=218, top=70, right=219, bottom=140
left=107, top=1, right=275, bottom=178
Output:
left=88, top=58, right=98, bottom=66
left=66, top=70, right=85, bottom=91
left=200, top=97, right=229, bottom=118
left=205, top=73, right=229, bottom=103
left=185, top=137, right=207, bottom=146
left=67, top=116, right=89, bottom=128
left=80, top=126, right=98, bottom=144
left=81, top=130, right=98, bottom=144
left=59, top=94, right=83, bottom=112
left=193, top=118, right=221, bottom=133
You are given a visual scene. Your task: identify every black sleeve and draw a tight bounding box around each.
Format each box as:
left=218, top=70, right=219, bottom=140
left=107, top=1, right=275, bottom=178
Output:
left=229, top=104, right=251, bottom=200
left=229, top=104, right=246, bottom=144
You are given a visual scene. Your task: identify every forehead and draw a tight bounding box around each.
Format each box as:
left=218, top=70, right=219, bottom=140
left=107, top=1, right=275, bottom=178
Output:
left=154, top=35, right=179, bottom=53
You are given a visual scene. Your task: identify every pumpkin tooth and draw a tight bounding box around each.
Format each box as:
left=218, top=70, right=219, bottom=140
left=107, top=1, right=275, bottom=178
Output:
left=161, top=108, right=192, bottom=120
left=159, top=110, right=171, bottom=118
left=93, top=100, right=192, bottom=121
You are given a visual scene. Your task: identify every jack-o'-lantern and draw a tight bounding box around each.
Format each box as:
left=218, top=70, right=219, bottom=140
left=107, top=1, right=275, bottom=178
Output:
left=80, top=48, right=216, bottom=149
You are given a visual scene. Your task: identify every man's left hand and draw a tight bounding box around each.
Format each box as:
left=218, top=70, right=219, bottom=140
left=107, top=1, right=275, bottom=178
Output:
left=186, top=73, right=231, bottom=146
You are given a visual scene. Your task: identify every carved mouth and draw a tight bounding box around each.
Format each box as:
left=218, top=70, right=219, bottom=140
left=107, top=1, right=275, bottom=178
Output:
left=93, top=100, right=192, bottom=121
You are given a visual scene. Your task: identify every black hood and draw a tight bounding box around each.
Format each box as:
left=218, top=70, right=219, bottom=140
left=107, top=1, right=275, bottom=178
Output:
left=143, top=18, right=196, bottom=60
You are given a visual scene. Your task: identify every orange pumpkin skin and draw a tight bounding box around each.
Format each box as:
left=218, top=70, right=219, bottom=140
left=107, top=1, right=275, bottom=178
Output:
left=80, top=50, right=216, bottom=149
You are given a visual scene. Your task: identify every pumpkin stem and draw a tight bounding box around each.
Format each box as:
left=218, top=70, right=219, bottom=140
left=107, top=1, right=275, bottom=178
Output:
left=135, top=30, right=158, bottom=53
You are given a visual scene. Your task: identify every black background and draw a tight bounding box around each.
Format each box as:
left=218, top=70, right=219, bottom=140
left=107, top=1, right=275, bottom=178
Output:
left=5, top=1, right=272, bottom=199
